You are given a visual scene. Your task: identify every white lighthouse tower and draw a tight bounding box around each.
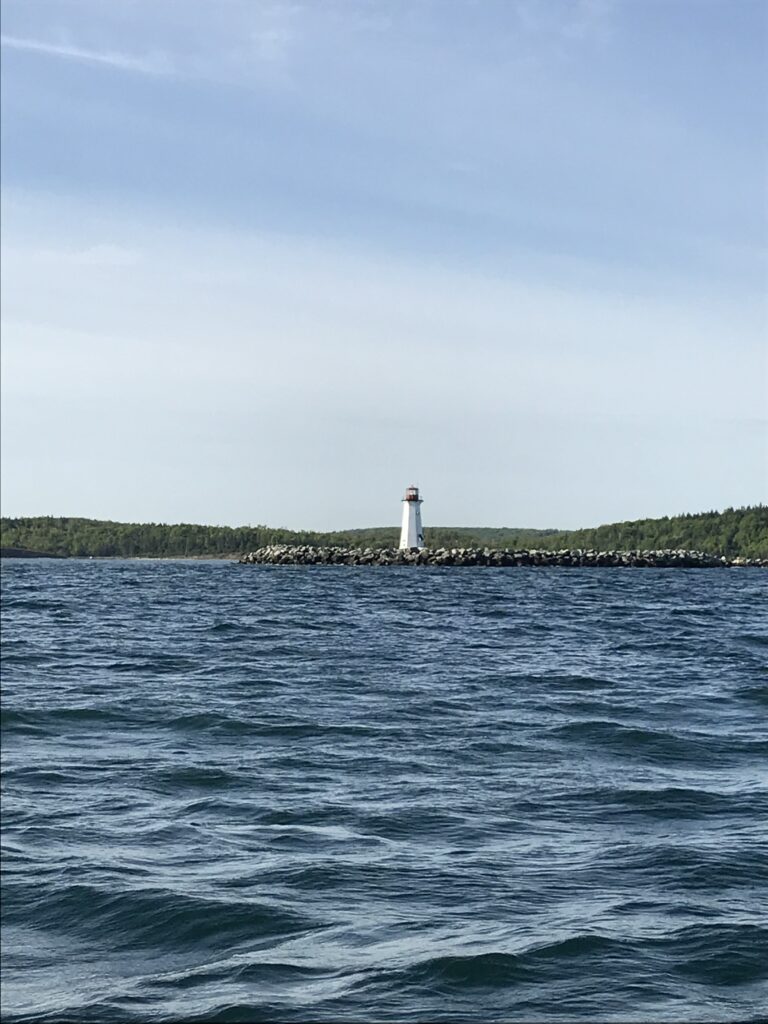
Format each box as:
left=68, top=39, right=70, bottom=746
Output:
left=399, top=485, right=425, bottom=550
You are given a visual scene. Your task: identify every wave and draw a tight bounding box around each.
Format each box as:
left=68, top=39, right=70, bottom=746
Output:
left=1, top=706, right=137, bottom=735
left=164, top=712, right=378, bottom=739
left=149, top=765, right=240, bottom=790
left=647, top=923, right=768, bottom=986
left=547, top=719, right=764, bottom=762
left=533, top=673, right=617, bottom=691
left=1, top=598, right=70, bottom=612
left=0, top=709, right=50, bottom=735
left=741, top=632, right=768, bottom=647
left=359, top=925, right=768, bottom=994
left=563, top=785, right=768, bottom=819
left=595, top=843, right=768, bottom=890
left=2, top=882, right=319, bottom=951
left=735, top=683, right=768, bottom=706
left=360, top=934, right=627, bottom=993
left=101, top=655, right=197, bottom=673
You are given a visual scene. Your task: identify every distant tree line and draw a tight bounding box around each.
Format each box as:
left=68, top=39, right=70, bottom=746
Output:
left=550, top=506, right=768, bottom=559
left=1, top=506, right=766, bottom=559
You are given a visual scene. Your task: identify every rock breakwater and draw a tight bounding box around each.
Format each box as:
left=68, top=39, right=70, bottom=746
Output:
left=239, top=545, right=766, bottom=568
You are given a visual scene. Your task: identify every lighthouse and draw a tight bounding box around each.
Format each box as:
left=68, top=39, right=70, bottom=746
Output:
left=399, top=485, right=425, bottom=550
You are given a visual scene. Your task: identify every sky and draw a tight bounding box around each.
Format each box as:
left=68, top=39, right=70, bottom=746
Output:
left=1, top=0, right=766, bottom=530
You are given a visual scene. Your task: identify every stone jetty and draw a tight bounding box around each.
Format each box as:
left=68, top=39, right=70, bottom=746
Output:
left=238, top=545, right=766, bottom=568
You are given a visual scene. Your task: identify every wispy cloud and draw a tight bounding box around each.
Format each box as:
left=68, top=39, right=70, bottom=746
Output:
left=0, top=34, right=173, bottom=75
left=33, top=244, right=141, bottom=267
left=245, top=0, right=303, bottom=63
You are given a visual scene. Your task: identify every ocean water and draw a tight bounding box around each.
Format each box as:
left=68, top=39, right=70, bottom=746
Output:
left=2, top=559, right=767, bottom=1023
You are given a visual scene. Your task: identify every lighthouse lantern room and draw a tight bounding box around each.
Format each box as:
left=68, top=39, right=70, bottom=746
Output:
left=399, top=485, right=425, bottom=550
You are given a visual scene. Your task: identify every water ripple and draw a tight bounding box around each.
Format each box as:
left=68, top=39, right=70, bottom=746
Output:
left=2, top=559, right=767, bottom=1022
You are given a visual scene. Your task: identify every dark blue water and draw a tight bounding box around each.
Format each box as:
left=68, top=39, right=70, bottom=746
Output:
left=2, top=560, right=767, bottom=1023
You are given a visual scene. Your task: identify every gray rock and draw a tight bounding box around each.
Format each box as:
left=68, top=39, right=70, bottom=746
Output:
left=236, top=545, right=765, bottom=569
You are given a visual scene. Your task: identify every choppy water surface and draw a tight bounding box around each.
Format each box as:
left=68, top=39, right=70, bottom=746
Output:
left=2, top=560, right=767, bottom=1022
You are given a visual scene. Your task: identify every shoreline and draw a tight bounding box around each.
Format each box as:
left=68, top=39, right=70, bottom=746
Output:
left=239, top=545, right=767, bottom=568
left=0, top=551, right=237, bottom=561
left=3, top=549, right=765, bottom=567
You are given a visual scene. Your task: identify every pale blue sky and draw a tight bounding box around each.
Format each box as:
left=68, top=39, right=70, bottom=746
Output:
left=1, top=0, right=766, bottom=529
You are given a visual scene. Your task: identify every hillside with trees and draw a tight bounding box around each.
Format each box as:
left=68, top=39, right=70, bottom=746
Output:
left=553, top=507, right=768, bottom=559
left=1, top=506, right=766, bottom=559
left=0, top=518, right=553, bottom=558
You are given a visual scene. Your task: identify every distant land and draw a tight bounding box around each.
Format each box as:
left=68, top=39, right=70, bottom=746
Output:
left=1, top=507, right=766, bottom=560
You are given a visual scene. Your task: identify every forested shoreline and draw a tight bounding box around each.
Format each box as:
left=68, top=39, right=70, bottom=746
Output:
left=1, top=506, right=766, bottom=559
